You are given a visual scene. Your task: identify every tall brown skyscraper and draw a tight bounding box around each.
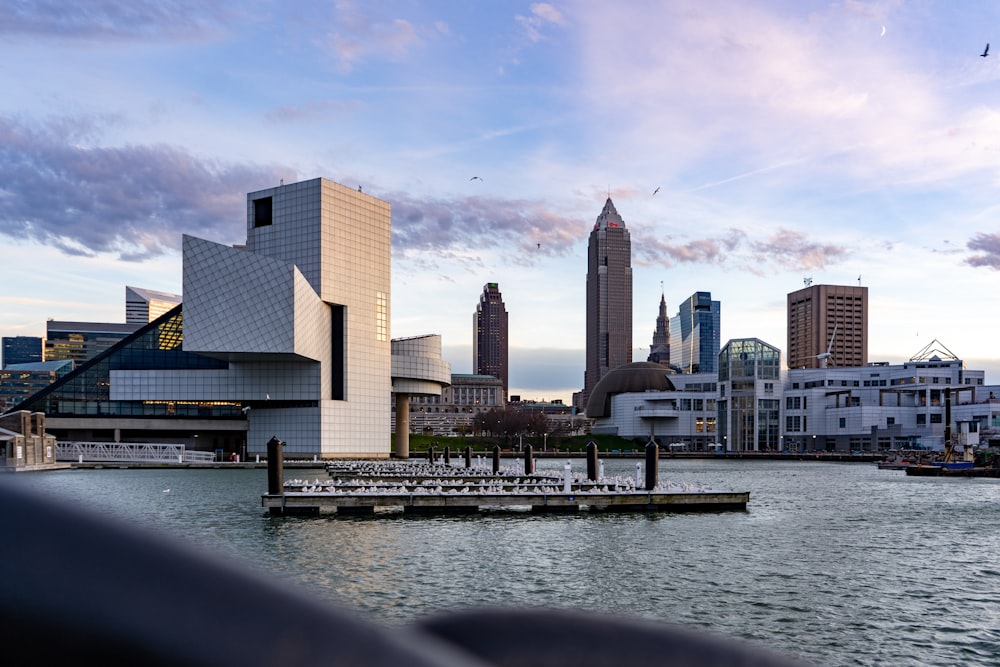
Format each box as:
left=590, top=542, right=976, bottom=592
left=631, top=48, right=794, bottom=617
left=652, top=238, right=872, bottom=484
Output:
left=474, top=282, right=508, bottom=398
left=581, top=198, right=632, bottom=408
left=786, top=283, right=868, bottom=369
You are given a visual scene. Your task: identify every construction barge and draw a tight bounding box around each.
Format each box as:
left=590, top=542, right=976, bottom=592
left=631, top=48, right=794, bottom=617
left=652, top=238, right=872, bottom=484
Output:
left=260, top=444, right=750, bottom=517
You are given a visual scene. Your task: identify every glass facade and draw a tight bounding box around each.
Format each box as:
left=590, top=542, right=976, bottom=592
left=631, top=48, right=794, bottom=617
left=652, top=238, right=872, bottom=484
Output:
left=719, top=338, right=782, bottom=451
left=2, top=336, right=44, bottom=367
left=18, top=306, right=238, bottom=419
left=669, top=292, right=720, bottom=374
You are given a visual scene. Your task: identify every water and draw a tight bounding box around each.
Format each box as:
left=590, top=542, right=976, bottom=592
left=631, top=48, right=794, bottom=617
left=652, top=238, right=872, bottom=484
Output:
left=8, top=459, right=1000, bottom=666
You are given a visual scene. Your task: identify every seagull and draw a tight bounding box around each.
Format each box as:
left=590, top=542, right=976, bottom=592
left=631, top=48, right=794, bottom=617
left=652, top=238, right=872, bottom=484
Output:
left=470, top=176, right=482, bottom=181
left=982, top=43, right=990, bottom=57
left=162, top=489, right=171, bottom=493
left=653, top=187, right=660, bottom=195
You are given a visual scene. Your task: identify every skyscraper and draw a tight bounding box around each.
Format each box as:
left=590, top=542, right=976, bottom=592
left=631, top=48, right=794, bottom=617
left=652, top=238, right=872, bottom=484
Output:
left=2, top=336, right=44, bottom=368
left=669, top=292, right=721, bottom=374
left=647, top=293, right=670, bottom=366
left=126, top=286, right=182, bottom=324
left=582, top=198, right=632, bottom=408
left=474, top=282, right=508, bottom=398
left=786, top=283, right=868, bottom=369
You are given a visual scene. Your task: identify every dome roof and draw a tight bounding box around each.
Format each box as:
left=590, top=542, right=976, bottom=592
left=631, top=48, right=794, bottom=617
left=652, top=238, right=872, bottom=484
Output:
left=586, top=362, right=677, bottom=418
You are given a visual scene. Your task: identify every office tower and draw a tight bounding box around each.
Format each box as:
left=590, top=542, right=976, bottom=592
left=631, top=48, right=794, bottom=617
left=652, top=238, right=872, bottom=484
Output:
left=2, top=336, right=44, bottom=368
left=582, top=198, right=632, bottom=407
left=45, top=321, right=140, bottom=365
left=126, top=286, right=182, bottom=324
left=786, top=283, right=868, bottom=369
left=473, top=282, right=508, bottom=398
left=647, top=293, right=670, bottom=366
left=669, top=292, right=721, bottom=374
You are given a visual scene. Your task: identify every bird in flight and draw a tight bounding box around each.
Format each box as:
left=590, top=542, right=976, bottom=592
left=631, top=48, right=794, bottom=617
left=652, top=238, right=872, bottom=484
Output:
left=470, top=176, right=483, bottom=181
left=982, top=43, right=990, bottom=57
left=652, top=187, right=660, bottom=196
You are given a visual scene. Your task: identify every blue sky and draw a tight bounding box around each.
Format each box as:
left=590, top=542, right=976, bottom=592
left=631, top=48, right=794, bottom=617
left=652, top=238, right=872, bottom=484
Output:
left=3, top=0, right=1000, bottom=403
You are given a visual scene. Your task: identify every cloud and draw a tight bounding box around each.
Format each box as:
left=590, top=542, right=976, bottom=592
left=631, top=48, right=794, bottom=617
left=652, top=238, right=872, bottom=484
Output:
left=389, top=192, right=584, bottom=261
left=0, top=0, right=237, bottom=40
left=633, top=226, right=849, bottom=274
left=965, top=232, right=1000, bottom=269
left=749, top=228, right=850, bottom=270
left=264, top=100, right=366, bottom=123
left=515, top=3, right=566, bottom=43
left=326, top=3, right=425, bottom=72
left=0, top=116, right=287, bottom=260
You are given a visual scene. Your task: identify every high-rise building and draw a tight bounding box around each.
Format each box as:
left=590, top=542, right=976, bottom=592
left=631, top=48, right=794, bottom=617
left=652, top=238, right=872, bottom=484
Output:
left=473, top=282, right=508, bottom=398
left=2, top=336, right=44, bottom=368
left=647, top=293, right=670, bottom=366
left=45, top=321, right=141, bottom=365
left=669, top=292, right=721, bottom=374
left=786, top=283, right=868, bottom=370
left=581, top=198, right=632, bottom=408
left=126, top=286, right=182, bottom=324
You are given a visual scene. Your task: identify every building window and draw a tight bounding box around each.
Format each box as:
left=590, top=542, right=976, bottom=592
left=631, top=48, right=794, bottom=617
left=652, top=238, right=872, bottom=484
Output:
left=839, top=417, right=846, bottom=429
left=886, top=417, right=895, bottom=426
left=930, top=414, right=942, bottom=424
left=253, top=197, right=273, bottom=227
left=375, top=292, right=387, bottom=342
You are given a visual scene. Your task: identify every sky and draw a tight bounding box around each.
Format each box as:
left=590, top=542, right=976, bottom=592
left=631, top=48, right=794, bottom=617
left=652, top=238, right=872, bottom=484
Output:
left=3, top=0, right=1000, bottom=404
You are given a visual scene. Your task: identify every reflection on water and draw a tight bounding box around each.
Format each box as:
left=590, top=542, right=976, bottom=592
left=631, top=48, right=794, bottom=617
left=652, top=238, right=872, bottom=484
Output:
left=9, top=460, right=1000, bottom=666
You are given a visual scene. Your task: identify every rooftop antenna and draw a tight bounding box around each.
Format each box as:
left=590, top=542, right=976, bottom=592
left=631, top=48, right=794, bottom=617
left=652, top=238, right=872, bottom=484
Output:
left=803, top=277, right=813, bottom=287
left=857, top=274, right=861, bottom=286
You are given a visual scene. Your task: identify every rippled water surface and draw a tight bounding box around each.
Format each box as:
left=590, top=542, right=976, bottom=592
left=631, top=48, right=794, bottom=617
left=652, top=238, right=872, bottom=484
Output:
left=10, top=459, right=1000, bottom=666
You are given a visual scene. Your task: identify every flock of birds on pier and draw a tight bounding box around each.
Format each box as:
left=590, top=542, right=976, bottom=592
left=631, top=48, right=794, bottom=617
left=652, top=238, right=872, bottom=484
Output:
left=282, top=458, right=718, bottom=496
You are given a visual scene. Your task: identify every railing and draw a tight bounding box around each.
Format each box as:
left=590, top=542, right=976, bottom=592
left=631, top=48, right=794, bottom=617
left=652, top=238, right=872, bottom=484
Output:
left=56, top=442, right=216, bottom=463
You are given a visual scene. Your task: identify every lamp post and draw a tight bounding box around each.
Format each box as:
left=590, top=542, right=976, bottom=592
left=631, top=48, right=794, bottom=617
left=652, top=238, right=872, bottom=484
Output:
left=812, top=434, right=817, bottom=452
left=723, top=434, right=728, bottom=452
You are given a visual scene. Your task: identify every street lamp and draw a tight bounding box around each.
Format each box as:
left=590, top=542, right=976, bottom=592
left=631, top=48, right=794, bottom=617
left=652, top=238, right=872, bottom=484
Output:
left=812, top=434, right=817, bottom=451
left=723, top=434, right=728, bottom=451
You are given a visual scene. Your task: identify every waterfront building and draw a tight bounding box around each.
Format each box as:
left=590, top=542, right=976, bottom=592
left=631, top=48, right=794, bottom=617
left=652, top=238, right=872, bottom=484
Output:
left=126, top=286, right=182, bottom=324
left=15, top=178, right=398, bottom=459
left=390, top=335, right=452, bottom=458
left=786, top=283, right=868, bottom=370
left=784, top=341, right=995, bottom=452
left=2, top=336, right=44, bottom=367
left=669, top=292, right=721, bottom=374
left=580, top=198, right=632, bottom=409
left=717, top=338, right=782, bottom=452
left=0, top=361, right=74, bottom=412
left=647, top=293, right=671, bottom=366
left=396, top=373, right=504, bottom=436
left=45, top=320, right=140, bottom=365
left=587, top=363, right=718, bottom=449
left=588, top=334, right=1000, bottom=454
left=0, top=410, right=57, bottom=471
left=473, top=282, right=508, bottom=398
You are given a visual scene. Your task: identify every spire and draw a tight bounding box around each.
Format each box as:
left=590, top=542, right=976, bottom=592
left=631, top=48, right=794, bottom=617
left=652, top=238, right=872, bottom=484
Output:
left=648, top=293, right=670, bottom=365
left=593, top=197, right=626, bottom=230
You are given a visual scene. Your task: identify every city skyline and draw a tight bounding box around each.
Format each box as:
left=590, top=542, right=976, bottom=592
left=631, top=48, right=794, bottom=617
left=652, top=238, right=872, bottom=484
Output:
left=4, top=2, right=1000, bottom=404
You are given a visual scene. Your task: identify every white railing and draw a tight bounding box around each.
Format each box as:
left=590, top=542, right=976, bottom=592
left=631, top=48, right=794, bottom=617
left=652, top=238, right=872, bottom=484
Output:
left=55, top=442, right=216, bottom=463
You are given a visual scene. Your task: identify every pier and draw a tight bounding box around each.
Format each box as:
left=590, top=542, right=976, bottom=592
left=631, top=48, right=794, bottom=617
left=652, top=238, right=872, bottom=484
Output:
left=261, top=450, right=750, bottom=516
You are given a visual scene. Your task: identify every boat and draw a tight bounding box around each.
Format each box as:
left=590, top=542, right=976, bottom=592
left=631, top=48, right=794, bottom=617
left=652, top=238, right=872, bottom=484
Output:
left=876, top=450, right=923, bottom=470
